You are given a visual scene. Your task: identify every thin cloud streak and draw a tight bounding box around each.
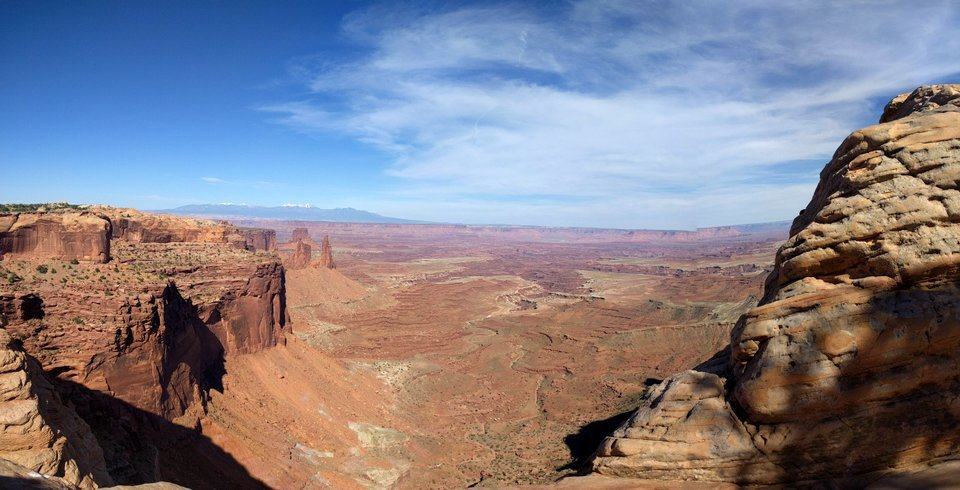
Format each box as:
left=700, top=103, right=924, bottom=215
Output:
left=261, top=0, right=960, bottom=229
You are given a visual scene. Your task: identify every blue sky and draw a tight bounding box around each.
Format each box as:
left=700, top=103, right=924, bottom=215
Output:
left=2, top=1, right=959, bottom=229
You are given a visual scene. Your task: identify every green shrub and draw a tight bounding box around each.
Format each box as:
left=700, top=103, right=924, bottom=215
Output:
left=35, top=265, right=48, bottom=274
left=70, top=258, right=79, bottom=265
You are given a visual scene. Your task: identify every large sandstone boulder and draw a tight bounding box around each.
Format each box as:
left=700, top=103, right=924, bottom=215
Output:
left=591, top=84, right=960, bottom=484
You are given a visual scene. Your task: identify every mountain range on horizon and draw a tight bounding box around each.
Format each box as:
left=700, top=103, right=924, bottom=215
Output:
left=157, top=203, right=793, bottom=233
left=156, top=203, right=422, bottom=224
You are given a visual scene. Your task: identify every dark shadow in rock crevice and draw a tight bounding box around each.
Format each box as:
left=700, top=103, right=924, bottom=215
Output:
left=53, top=376, right=268, bottom=490
left=558, top=409, right=636, bottom=474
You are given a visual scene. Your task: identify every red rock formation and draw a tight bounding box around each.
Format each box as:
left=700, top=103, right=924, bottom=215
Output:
left=100, top=208, right=249, bottom=249
left=287, top=240, right=311, bottom=270
left=316, top=235, right=334, bottom=269
left=0, top=208, right=289, bottom=486
left=291, top=227, right=310, bottom=243
left=591, top=84, right=960, bottom=484
left=238, top=227, right=277, bottom=252
left=0, top=212, right=110, bottom=263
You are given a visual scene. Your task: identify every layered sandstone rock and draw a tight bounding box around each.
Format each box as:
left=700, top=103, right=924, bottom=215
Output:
left=0, top=328, right=112, bottom=488
left=592, top=84, right=960, bottom=484
left=100, top=207, right=281, bottom=253
left=0, top=209, right=289, bottom=486
left=238, top=227, right=277, bottom=252
left=316, top=235, right=334, bottom=269
left=102, top=208, right=239, bottom=245
left=287, top=240, right=311, bottom=270
left=0, top=212, right=110, bottom=263
left=291, top=227, right=310, bottom=243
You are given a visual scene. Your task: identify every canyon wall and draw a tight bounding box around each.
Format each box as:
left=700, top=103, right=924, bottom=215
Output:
left=102, top=207, right=276, bottom=252
left=0, top=212, right=111, bottom=263
left=239, top=227, right=277, bottom=252
left=0, top=208, right=288, bottom=486
left=591, top=84, right=960, bottom=483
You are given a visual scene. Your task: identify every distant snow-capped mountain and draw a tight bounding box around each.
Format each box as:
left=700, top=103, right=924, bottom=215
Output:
left=157, top=204, right=420, bottom=223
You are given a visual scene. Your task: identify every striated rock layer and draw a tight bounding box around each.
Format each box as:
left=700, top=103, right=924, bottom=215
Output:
left=0, top=212, right=111, bottom=263
left=592, top=84, right=960, bottom=484
left=0, top=327, right=112, bottom=488
left=0, top=208, right=287, bottom=487
left=239, top=227, right=277, bottom=252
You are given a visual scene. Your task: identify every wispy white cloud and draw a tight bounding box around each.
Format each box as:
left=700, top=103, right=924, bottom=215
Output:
left=201, top=176, right=227, bottom=184
left=261, top=0, right=960, bottom=229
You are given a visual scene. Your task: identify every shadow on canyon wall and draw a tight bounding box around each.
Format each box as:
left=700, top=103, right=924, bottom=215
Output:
left=53, top=375, right=268, bottom=490
left=28, top=281, right=268, bottom=489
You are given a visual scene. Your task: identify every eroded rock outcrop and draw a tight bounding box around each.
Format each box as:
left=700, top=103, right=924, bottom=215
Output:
left=287, top=240, right=311, bottom=270
left=316, top=235, right=334, bottom=269
left=0, top=328, right=112, bottom=488
left=0, top=212, right=111, bottom=263
left=239, top=227, right=277, bottom=252
left=290, top=227, right=310, bottom=243
left=592, top=84, right=960, bottom=484
left=0, top=208, right=288, bottom=486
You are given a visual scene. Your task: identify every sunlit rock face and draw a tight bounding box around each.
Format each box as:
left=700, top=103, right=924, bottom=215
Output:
left=592, top=84, right=960, bottom=484
left=0, top=212, right=111, bottom=263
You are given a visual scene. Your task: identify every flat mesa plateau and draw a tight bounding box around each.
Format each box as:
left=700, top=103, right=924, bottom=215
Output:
left=231, top=220, right=785, bottom=487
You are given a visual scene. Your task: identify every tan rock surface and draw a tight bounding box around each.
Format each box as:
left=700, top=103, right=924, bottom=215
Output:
left=0, top=329, right=112, bottom=488
left=592, top=84, right=960, bottom=484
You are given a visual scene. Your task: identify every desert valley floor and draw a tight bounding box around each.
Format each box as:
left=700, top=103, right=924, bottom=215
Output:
left=200, top=221, right=785, bottom=487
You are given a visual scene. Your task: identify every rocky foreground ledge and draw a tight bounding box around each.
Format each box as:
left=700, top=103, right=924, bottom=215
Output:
left=591, top=84, right=960, bottom=484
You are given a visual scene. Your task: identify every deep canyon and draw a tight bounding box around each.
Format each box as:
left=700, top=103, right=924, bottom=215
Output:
left=0, top=84, right=959, bottom=489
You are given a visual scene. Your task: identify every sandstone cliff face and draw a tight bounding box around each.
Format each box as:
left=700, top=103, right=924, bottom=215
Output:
left=104, top=209, right=236, bottom=245
left=0, top=327, right=112, bottom=488
left=0, top=212, right=110, bottom=263
left=592, top=85, right=960, bottom=484
left=0, top=209, right=289, bottom=486
left=287, top=240, right=311, bottom=270
left=316, top=235, right=334, bottom=269
left=239, top=227, right=277, bottom=252
left=291, top=227, right=310, bottom=243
